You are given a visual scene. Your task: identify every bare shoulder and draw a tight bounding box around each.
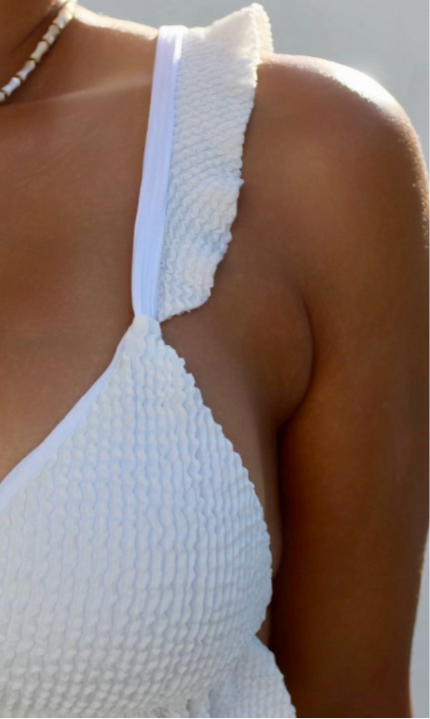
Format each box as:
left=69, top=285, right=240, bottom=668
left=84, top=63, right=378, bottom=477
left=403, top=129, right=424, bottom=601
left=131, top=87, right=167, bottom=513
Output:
left=254, top=48, right=429, bottom=281
left=55, top=4, right=160, bottom=94
left=253, top=52, right=428, bottom=717
left=73, top=4, right=159, bottom=43
left=247, top=48, right=428, bottom=412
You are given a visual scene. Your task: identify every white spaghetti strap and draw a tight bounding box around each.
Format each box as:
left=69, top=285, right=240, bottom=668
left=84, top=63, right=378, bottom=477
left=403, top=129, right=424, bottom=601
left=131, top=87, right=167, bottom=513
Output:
left=131, top=24, right=186, bottom=319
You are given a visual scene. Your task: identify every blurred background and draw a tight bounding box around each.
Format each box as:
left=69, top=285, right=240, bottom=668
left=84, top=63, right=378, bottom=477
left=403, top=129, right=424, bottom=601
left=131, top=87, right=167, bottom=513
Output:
left=83, top=1, right=429, bottom=716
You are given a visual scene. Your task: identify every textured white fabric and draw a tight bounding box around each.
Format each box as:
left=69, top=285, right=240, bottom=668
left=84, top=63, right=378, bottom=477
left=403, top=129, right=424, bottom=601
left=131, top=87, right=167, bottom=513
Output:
left=0, top=4, right=297, bottom=717
left=157, top=2, right=274, bottom=323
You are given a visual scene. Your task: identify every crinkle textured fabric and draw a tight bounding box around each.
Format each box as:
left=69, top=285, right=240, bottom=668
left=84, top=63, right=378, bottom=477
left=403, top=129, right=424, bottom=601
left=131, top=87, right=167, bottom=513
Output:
left=0, top=4, right=297, bottom=717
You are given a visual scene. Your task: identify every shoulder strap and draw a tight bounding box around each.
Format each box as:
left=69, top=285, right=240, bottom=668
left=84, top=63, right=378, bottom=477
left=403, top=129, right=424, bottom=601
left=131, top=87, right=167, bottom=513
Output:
left=155, top=3, right=274, bottom=324
left=132, top=23, right=186, bottom=319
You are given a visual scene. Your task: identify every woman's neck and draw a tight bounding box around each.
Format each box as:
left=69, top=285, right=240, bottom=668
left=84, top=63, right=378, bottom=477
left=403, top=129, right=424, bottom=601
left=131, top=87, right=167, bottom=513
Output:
left=0, top=0, right=64, bottom=85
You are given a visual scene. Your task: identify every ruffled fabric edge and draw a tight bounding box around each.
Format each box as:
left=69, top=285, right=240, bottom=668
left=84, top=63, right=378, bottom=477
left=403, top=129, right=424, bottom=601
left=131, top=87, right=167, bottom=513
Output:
left=150, top=636, right=296, bottom=718
left=156, top=3, right=274, bottom=323
left=207, top=635, right=297, bottom=718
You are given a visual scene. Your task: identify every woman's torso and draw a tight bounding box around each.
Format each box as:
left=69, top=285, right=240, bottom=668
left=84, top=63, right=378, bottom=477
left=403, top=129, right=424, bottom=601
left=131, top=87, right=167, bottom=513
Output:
left=0, top=4, right=312, bottom=649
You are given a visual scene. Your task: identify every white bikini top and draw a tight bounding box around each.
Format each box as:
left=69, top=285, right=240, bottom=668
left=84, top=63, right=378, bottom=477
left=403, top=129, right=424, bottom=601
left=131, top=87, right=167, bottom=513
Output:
left=0, top=4, right=296, bottom=717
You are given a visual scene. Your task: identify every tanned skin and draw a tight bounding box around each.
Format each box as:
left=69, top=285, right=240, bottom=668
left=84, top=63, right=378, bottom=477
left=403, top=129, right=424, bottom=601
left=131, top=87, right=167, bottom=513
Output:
left=0, top=4, right=428, bottom=717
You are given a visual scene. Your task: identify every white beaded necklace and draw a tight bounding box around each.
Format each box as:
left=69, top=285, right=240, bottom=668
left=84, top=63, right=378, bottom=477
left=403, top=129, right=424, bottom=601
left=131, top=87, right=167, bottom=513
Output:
left=0, top=0, right=78, bottom=104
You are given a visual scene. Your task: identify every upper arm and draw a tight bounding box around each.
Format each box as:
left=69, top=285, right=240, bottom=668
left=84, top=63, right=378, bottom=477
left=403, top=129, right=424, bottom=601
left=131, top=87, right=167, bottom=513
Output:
left=266, top=55, right=429, bottom=718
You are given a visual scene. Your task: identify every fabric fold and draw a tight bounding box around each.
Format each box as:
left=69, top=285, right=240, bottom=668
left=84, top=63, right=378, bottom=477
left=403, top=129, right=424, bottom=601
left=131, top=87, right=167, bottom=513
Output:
left=156, top=3, right=274, bottom=323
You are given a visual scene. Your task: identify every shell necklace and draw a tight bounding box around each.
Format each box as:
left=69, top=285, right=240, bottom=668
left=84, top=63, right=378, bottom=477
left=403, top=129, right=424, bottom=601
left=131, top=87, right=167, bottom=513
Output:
left=0, top=0, right=78, bottom=104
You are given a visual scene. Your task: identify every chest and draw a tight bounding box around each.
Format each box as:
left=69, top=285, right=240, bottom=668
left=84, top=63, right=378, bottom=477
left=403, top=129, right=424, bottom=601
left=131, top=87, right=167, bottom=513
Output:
left=0, top=86, right=311, bottom=583
left=0, top=8, right=306, bottom=716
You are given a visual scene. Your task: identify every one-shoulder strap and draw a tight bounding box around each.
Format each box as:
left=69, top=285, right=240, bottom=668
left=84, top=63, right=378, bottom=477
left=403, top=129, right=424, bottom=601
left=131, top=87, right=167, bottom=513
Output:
left=154, top=3, right=274, bottom=324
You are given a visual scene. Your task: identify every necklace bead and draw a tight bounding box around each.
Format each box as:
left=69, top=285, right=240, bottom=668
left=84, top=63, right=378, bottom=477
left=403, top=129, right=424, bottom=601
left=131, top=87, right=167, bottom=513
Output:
left=0, top=0, right=78, bottom=104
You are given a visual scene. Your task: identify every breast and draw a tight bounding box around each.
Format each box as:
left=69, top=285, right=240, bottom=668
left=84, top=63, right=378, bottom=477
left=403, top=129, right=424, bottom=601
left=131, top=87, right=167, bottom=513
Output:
left=0, top=314, right=272, bottom=718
